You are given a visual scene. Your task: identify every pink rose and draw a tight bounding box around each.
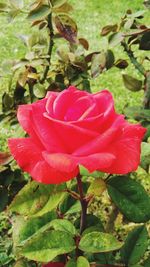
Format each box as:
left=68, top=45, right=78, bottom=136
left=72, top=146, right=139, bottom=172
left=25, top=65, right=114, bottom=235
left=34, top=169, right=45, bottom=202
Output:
left=42, top=262, right=64, bottom=267
left=8, top=86, right=146, bottom=184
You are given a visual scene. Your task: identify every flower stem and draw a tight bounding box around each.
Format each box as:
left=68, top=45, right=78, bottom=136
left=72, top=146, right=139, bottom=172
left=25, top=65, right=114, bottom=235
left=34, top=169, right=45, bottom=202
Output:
left=121, top=41, right=145, bottom=76
left=144, top=71, right=150, bottom=109
left=40, top=12, right=54, bottom=83
left=76, top=173, right=88, bottom=234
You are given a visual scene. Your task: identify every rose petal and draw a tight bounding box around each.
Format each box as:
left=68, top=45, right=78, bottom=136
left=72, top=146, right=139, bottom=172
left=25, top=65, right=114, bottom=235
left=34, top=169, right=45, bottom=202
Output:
left=102, top=123, right=146, bottom=174
left=17, top=104, right=32, bottom=134
left=71, top=113, right=104, bottom=132
left=73, top=116, right=124, bottom=156
left=32, top=161, right=78, bottom=184
left=75, top=153, right=116, bottom=172
left=46, top=91, right=58, bottom=117
left=17, top=101, right=46, bottom=149
left=71, top=91, right=117, bottom=133
left=93, top=89, right=115, bottom=114
left=31, top=104, right=67, bottom=153
left=42, top=152, right=78, bottom=173
left=8, top=138, right=78, bottom=184
left=78, top=103, right=98, bottom=120
left=17, top=99, right=46, bottom=134
left=64, top=96, right=97, bottom=121
left=43, top=114, right=98, bottom=153
left=19, top=99, right=66, bottom=153
left=42, top=151, right=115, bottom=173
left=52, top=86, right=88, bottom=120
left=71, top=110, right=117, bottom=134
left=8, top=138, right=43, bottom=173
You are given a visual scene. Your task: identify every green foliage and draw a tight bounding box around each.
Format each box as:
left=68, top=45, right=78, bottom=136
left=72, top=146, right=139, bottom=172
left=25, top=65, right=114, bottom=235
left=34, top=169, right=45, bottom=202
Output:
left=12, top=211, right=76, bottom=263
left=144, top=257, right=150, bottom=267
left=79, top=231, right=123, bottom=253
left=65, top=257, right=90, bottom=267
left=48, top=219, right=77, bottom=235
left=125, top=106, right=150, bottom=121
left=79, top=165, right=103, bottom=178
left=107, top=175, right=150, bottom=222
left=122, top=74, right=143, bottom=92
left=77, top=256, right=90, bottom=267
left=101, top=8, right=150, bottom=141
left=141, top=142, right=150, bottom=171
left=66, top=259, right=76, bottom=267
left=14, top=259, right=30, bottom=267
left=121, top=225, right=149, bottom=265
left=27, top=5, right=51, bottom=21
left=75, top=214, right=104, bottom=234
left=20, top=230, right=75, bottom=262
left=108, top=32, right=124, bottom=47
left=12, top=212, right=56, bottom=246
left=0, top=166, right=26, bottom=212
left=54, top=14, right=78, bottom=43
left=87, top=178, right=106, bottom=197
left=0, top=187, right=8, bottom=212
left=10, top=181, right=66, bottom=216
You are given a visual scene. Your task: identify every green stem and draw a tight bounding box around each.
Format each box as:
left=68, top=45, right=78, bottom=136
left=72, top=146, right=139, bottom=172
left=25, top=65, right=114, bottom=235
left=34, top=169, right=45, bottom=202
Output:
left=122, top=42, right=150, bottom=109
left=123, top=28, right=150, bottom=37
left=40, top=12, right=54, bottom=83
left=121, top=41, right=145, bottom=76
left=8, top=75, right=13, bottom=92
left=144, top=71, right=150, bottom=109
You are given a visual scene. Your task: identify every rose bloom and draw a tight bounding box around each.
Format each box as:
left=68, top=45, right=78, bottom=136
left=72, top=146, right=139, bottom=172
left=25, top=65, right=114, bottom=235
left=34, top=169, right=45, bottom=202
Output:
left=42, top=262, right=64, bottom=267
left=8, top=86, right=146, bottom=184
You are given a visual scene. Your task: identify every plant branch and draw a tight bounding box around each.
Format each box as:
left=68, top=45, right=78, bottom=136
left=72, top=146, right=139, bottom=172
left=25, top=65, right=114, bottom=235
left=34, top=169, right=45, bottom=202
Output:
left=40, top=12, right=54, bottom=83
left=123, top=27, right=150, bottom=37
left=65, top=188, right=80, bottom=200
left=104, top=174, right=112, bottom=182
left=144, top=71, right=150, bottom=109
left=121, top=41, right=145, bottom=76
left=76, top=173, right=88, bottom=235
